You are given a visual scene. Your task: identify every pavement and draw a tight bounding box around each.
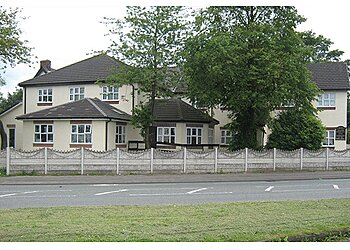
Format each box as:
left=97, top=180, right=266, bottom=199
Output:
left=1, top=170, right=350, bottom=185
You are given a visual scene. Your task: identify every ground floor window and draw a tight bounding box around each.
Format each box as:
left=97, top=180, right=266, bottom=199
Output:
left=157, top=127, right=176, bottom=143
left=323, top=130, right=335, bottom=147
left=220, top=129, right=233, bottom=145
left=116, top=125, right=126, bottom=144
left=187, top=127, right=202, bottom=144
left=34, top=124, right=53, bottom=143
left=71, top=124, right=92, bottom=144
left=208, top=128, right=214, bottom=144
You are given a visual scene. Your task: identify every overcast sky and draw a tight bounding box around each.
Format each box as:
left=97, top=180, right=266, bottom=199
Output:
left=1, top=0, right=349, bottom=95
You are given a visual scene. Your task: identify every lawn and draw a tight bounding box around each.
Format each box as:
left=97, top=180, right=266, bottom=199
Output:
left=0, top=198, right=349, bottom=242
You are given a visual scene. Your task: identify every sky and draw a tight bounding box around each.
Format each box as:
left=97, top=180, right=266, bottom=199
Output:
left=1, top=0, right=350, bottom=96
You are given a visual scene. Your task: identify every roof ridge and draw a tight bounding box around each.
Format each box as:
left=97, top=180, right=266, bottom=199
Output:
left=86, top=98, right=107, bottom=117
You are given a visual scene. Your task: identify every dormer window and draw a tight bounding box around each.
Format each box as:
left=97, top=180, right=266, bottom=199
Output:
left=102, top=86, right=119, bottom=101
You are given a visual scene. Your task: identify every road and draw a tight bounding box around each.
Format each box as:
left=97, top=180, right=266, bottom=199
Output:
left=1, top=178, right=350, bottom=209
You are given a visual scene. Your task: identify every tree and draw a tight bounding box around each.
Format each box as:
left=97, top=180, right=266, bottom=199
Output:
left=300, top=31, right=344, bottom=62
left=184, top=6, right=319, bottom=150
left=0, top=6, right=33, bottom=85
left=266, top=109, right=325, bottom=150
left=102, top=6, right=190, bottom=148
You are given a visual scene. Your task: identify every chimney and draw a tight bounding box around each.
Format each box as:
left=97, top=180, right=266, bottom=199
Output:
left=40, top=60, right=52, bottom=71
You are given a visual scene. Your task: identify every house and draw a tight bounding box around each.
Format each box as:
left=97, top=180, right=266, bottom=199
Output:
left=0, top=54, right=349, bottom=151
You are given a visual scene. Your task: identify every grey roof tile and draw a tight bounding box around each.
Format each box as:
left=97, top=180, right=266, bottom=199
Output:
left=16, top=98, right=131, bottom=121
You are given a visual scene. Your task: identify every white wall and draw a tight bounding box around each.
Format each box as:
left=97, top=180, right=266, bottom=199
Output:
left=0, top=104, right=23, bottom=149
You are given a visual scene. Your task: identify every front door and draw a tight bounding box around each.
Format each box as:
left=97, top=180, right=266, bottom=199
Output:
left=9, top=128, right=15, bottom=148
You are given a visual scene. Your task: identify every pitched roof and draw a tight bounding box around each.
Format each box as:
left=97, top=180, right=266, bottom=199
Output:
left=16, top=98, right=131, bottom=121
left=308, top=62, right=350, bottom=90
left=0, top=102, right=22, bottom=118
left=153, top=99, right=219, bottom=124
left=19, top=54, right=121, bottom=87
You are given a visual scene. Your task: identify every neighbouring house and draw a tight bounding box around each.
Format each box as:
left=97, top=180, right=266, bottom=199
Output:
left=0, top=54, right=349, bottom=151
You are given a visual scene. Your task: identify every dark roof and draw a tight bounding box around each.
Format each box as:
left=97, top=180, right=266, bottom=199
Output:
left=153, top=99, right=219, bottom=124
left=308, top=62, right=350, bottom=90
left=16, top=98, right=131, bottom=121
left=0, top=101, right=22, bottom=117
left=19, top=54, right=121, bottom=87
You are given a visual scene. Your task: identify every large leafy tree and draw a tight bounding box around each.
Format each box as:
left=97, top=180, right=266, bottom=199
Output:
left=184, top=6, right=319, bottom=150
left=0, top=6, right=33, bottom=86
left=103, top=6, right=190, bottom=148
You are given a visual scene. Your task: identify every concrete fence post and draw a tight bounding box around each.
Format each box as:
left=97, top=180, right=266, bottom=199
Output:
left=183, top=147, right=187, bottom=173
left=326, top=147, right=329, bottom=171
left=116, top=148, right=120, bottom=175
left=81, top=147, right=84, bottom=175
left=44, top=147, right=48, bottom=175
left=214, top=147, right=218, bottom=173
left=150, top=148, right=154, bottom=174
left=273, top=148, right=276, bottom=172
left=6, top=147, right=10, bottom=176
left=244, top=148, right=248, bottom=172
left=300, top=147, right=303, bottom=171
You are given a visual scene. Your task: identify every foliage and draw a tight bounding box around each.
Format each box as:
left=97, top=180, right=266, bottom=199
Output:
left=300, top=30, right=344, bottom=62
left=0, top=6, right=33, bottom=82
left=266, top=109, right=325, bottom=150
left=102, top=6, right=191, bottom=147
left=0, top=87, right=22, bottom=113
left=184, top=6, right=319, bottom=150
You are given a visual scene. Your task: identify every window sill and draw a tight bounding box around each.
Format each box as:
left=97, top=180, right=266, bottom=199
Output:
left=103, top=100, right=120, bottom=104
left=33, top=143, right=53, bottom=147
left=317, top=107, right=336, bottom=110
left=37, top=102, right=53, bottom=106
left=70, top=144, right=92, bottom=148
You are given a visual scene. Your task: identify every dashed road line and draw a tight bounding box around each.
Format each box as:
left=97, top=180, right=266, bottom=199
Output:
left=333, top=185, right=340, bottom=190
left=95, top=189, right=128, bottom=196
left=187, top=188, right=207, bottom=194
left=92, top=184, right=119, bottom=187
left=0, top=193, right=17, bottom=198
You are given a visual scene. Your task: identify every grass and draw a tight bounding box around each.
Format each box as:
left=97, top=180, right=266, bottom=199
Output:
left=0, top=199, right=349, bottom=242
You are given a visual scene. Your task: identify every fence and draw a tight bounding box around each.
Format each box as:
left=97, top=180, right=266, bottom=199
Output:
left=1, top=147, right=350, bottom=175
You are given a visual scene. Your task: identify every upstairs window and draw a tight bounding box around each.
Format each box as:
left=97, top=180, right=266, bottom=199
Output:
left=38, top=89, right=53, bottom=103
left=69, top=87, right=85, bottom=101
left=318, top=93, right=336, bottom=107
left=102, top=86, right=119, bottom=101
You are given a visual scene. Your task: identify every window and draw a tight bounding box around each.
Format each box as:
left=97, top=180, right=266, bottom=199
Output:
left=323, top=130, right=335, bottom=147
left=157, top=127, right=176, bottom=143
left=186, top=127, right=202, bottom=144
left=38, top=89, right=53, bottom=103
left=318, top=93, right=336, bottom=107
left=69, top=87, right=85, bottom=101
left=116, top=125, right=126, bottom=144
left=102, top=86, right=119, bottom=100
left=34, top=125, right=53, bottom=143
left=71, top=124, right=92, bottom=144
left=9, top=128, right=15, bottom=148
left=208, top=128, right=214, bottom=144
left=220, top=129, right=233, bottom=145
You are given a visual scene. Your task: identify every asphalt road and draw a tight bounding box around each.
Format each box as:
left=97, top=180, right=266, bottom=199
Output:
left=1, top=178, right=350, bottom=209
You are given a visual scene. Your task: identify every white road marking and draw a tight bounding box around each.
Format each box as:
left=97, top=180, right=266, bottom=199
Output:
left=95, top=189, right=128, bottom=196
left=265, top=186, right=274, bottom=192
left=23, top=191, right=38, bottom=194
left=187, top=188, right=207, bottom=194
left=333, top=185, right=340, bottom=190
left=0, top=193, right=17, bottom=198
left=130, top=191, right=233, bottom=197
left=92, top=184, right=119, bottom=187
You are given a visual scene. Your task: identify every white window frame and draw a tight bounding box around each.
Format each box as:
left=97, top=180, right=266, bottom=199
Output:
left=38, top=88, right=53, bottom=103
left=323, top=130, right=335, bottom=147
left=220, top=129, right=233, bottom=145
left=116, top=125, right=126, bottom=144
left=69, top=87, right=85, bottom=101
left=186, top=127, right=202, bottom=145
left=157, top=127, right=176, bottom=144
left=102, top=86, right=119, bottom=101
left=34, top=124, right=53, bottom=144
left=317, top=93, right=336, bottom=107
left=71, top=124, right=92, bottom=144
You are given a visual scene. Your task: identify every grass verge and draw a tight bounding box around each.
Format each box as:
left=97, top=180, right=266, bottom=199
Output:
left=0, top=198, right=349, bottom=242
